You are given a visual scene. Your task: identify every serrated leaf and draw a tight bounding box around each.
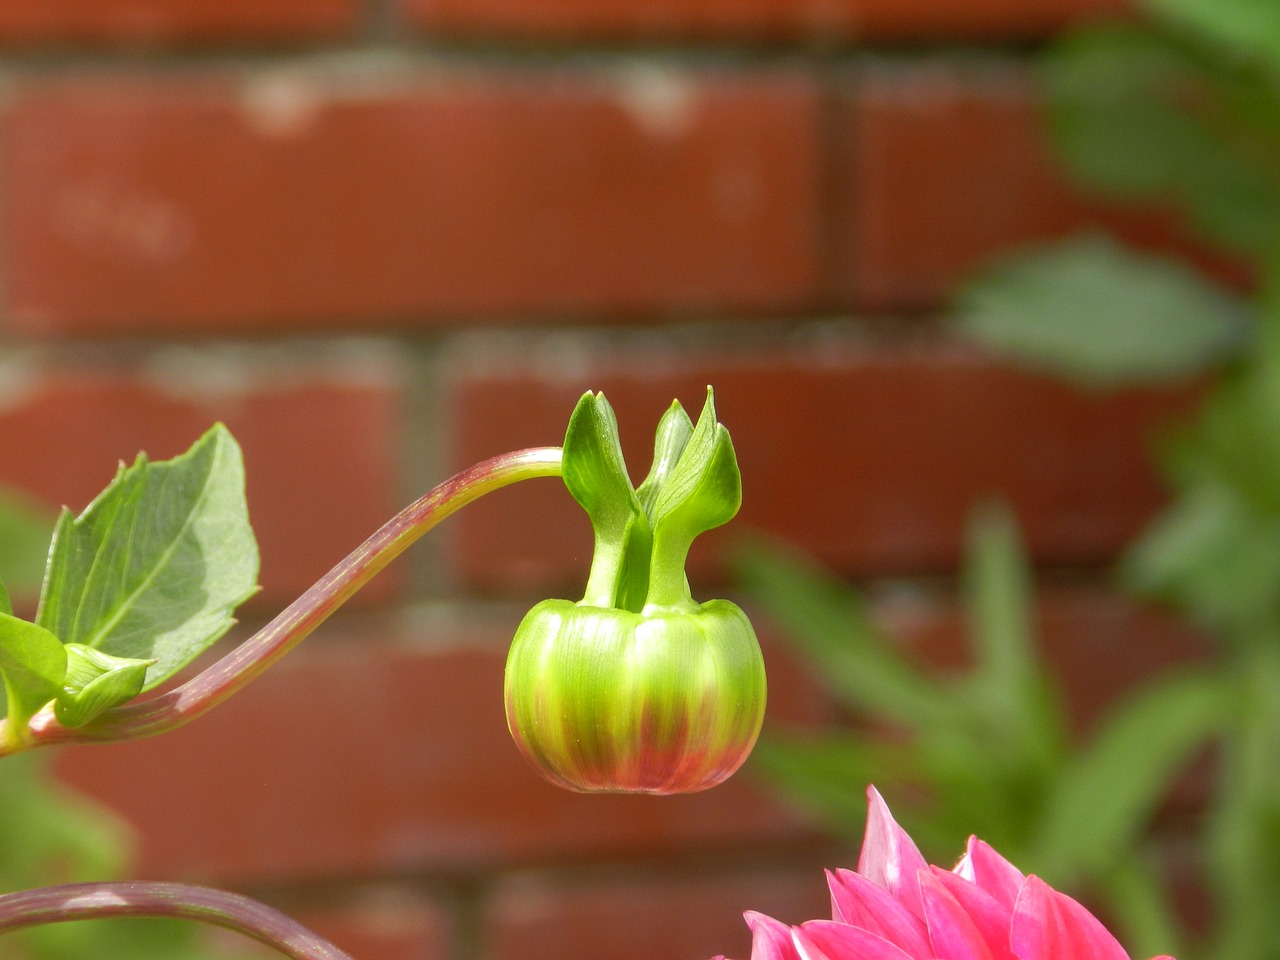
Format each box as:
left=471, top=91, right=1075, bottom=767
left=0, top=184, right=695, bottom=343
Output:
left=1030, top=670, right=1225, bottom=883
left=36, top=424, right=259, bottom=689
left=55, top=643, right=155, bottom=728
left=0, top=611, right=66, bottom=740
left=956, top=234, right=1250, bottom=387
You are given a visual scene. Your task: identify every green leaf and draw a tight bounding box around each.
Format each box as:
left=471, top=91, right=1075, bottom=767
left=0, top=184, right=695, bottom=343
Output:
left=1125, top=479, right=1280, bottom=637
left=1031, top=670, right=1225, bottom=883
left=956, top=234, right=1250, bottom=387
left=0, top=611, right=66, bottom=740
left=961, top=503, right=1064, bottom=771
left=747, top=731, right=887, bottom=842
left=0, top=487, right=56, bottom=602
left=1141, top=0, right=1280, bottom=70
left=0, top=579, right=10, bottom=618
left=733, top=537, right=954, bottom=730
left=35, top=424, right=259, bottom=689
left=1043, top=25, right=1280, bottom=255
left=54, top=643, right=155, bottom=728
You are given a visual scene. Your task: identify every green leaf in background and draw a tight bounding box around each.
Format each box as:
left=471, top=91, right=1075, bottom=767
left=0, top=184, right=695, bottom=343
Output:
left=0, top=487, right=56, bottom=605
left=1141, top=0, right=1280, bottom=71
left=0, top=612, right=66, bottom=742
left=733, top=536, right=955, bottom=731
left=1031, top=670, right=1225, bottom=883
left=748, top=733, right=884, bottom=843
left=1124, top=480, right=1280, bottom=638
left=956, top=234, right=1250, bottom=387
left=1043, top=25, right=1280, bottom=256
left=36, top=424, right=259, bottom=689
left=0, top=750, right=264, bottom=960
left=962, top=503, right=1062, bottom=772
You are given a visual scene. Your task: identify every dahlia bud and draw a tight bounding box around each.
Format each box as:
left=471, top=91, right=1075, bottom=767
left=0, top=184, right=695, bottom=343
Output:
left=504, top=389, right=766, bottom=794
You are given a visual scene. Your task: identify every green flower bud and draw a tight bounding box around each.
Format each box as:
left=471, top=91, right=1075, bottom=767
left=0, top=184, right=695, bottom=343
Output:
left=505, top=389, right=766, bottom=794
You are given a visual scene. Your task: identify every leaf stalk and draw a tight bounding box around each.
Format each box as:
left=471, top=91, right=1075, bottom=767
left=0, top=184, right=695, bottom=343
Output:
left=1, top=446, right=563, bottom=754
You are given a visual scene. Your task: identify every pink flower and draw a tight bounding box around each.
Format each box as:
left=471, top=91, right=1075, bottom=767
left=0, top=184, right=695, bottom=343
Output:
left=716, top=786, right=1174, bottom=960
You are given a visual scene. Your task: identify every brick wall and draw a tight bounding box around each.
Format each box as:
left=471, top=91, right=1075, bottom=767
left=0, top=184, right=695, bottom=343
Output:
left=0, top=2, right=1206, bottom=958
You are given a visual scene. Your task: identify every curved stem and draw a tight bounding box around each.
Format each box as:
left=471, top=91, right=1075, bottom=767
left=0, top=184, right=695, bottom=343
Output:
left=0, top=882, right=353, bottom=960
left=11, top=446, right=563, bottom=752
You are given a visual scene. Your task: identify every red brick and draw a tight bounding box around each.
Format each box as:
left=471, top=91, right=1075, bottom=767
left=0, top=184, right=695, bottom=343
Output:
left=4, top=69, right=820, bottom=336
left=286, top=892, right=448, bottom=960
left=0, top=359, right=402, bottom=606
left=832, top=63, right=1212, bottom=311
left=404, top=0, right=1128, bottom=44
left=491, top=866, right=832, bottom=960
left=0, top=0, right=354, bottom=45
left=54, top=615, right=821, bottom=885
left=441, top=335, right=1196, bottom=595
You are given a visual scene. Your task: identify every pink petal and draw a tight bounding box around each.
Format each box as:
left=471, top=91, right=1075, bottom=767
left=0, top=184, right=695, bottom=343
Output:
left=1009, top=876, right=1130, bottom=960
left=859, top=786, right=929, bottom=919
left=962, top=837, right=1026, bottom=913
left=746, top=911, right=802, bottom=960
left=795, top=920, right=918, bottom=960
left=826, top=868, right=932, bottom=958
left=928, top=867, right=1017, bottom=960
left=920, top=871, right=997, bottom=960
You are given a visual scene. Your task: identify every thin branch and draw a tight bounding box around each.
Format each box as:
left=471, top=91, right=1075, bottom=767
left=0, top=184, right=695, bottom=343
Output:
left=0, top=882, right=353, bottom=960
left=6, top=446, right=563, bottom=752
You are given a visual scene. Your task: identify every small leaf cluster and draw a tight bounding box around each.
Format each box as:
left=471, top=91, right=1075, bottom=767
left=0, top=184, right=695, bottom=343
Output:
left=0, top=425, right=259, bottom=747
left=565, top=387, right=741, bottom=613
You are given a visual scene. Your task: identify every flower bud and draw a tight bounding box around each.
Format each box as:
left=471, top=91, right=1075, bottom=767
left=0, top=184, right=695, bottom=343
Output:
left=505, top=598, right=766, bottom=794
left=504, top=388, right=767, bottom=794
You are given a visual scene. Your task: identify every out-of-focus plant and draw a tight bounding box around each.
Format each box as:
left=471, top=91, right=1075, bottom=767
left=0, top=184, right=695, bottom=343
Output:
left=739, top=506, right=1217, bottom=959
left=0, top=493, right=259, bottom=960
left=937, top=1, right=1280, bottom=957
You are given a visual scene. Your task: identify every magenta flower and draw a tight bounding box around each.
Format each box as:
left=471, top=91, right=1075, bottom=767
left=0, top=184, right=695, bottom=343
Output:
left=717, top=786, right=1174, bottom=960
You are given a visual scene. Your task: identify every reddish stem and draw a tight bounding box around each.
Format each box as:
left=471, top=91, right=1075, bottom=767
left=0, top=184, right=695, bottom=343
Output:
left=12, top=446, right=562, bottom=751
left=0, top=882, right=353, bottom=960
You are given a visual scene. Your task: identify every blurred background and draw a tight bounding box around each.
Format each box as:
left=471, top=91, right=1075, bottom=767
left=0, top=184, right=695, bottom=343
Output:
left=0, top=0, right=1275, bottom=958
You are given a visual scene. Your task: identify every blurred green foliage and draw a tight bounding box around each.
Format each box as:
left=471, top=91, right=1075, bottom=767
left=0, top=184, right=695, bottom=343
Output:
left=751, top=2, right=1280, bottom=957
left=740, top=508, right=1218, bottom=959
left=0, top=494, right=256, bottom=960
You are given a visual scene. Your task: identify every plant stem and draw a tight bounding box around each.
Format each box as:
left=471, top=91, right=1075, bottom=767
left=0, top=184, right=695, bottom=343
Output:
left=0, top=881, right=353, bottom=960
left=8, top=446, right=563, bottom=753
